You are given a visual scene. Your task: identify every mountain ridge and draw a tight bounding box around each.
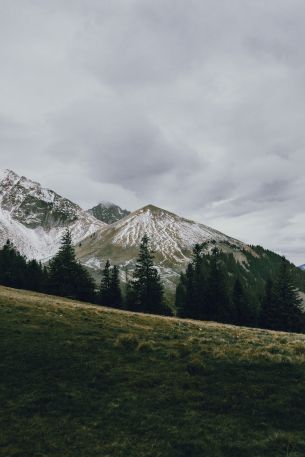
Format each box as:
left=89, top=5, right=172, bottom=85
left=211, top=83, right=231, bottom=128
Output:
left=0, top=169, right=105, bottom=260
left=76, top=204, right=251, bottom=289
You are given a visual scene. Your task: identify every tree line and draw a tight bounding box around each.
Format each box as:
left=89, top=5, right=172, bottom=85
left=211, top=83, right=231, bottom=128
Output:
left=0, top=232, right=168, bottom=314
left=175, top=244, right=304, bottom=333
left=0, top=233, right=304, bottom=332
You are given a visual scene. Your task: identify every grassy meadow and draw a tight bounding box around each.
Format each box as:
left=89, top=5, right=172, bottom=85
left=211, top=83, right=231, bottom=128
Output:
left=1, top=286, right=305, bottom=456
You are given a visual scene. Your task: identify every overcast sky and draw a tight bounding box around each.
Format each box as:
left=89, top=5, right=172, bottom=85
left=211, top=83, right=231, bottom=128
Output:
left=1, top=0, right=305, bottom=264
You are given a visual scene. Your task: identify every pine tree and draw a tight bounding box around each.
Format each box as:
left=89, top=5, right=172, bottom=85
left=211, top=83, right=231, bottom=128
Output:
left=109, top=265, right=122, bottom=308
left=99, top=260, right=112, bottom=305
left=206, top=248, right=231, bottom=323
left=175, top=280, right=187, bottom=316
left=100, top=262, right=122, bottom=308
left=48, top=230, right=95, bottom=301
left=127, top=234, right=164, bottom=314
left=192, top=244, right=204, bottom=318
left=178, top=245, right=208, bottom=319
left=259, top=278, right=277, bottom=329
left=272, top=258, right=304, bottom=332
left=232, top=278, right=252, bottom=326
left=182, top=263, right=195, bottom=317
left=0, top=240, right=28, bottom=289
left=26, top=259, right=47, bottom=292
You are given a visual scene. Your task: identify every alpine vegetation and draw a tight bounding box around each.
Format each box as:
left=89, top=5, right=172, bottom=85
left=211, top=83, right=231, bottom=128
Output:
left=176, top=244, right=305, bottom=332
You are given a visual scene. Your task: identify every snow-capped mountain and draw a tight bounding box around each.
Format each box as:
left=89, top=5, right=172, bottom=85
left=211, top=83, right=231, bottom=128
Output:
left=76, top=204, right=252, bottom=288
left=88, top=202, right=130, bottom=224
left=0, top=169, right=106, bottom=260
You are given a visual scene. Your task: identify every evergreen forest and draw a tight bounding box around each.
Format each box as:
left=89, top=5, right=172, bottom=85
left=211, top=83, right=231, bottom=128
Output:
left=0, top=233, right=305, bottom=333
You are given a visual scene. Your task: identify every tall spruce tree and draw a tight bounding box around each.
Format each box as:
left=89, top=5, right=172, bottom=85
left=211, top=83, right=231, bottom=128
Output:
left=192, top=244, right=206, bottom=319
left=109, top=265, right=122, bottom=308
left=27, top=259, right=47, bottom=293
left=178, top=244, right=208, bottom=319
left=127, top=234, right=164, bottom=314
left=206, top=248, right=231, bottom=323
left=271, top=258, right=304, bottom=332
left=232, top=278, right=252, bottom=326
left=99, top=260, right=112, bottom=305
left=0, top=240, right=28, bottom=289
left=259, top=278, right=277, bottom=329
left=175, top=279, right=187, bottom=316
left=99, top=261, right=122, bottom=308
left=48, top=230, right=95, bottom=301
left=182, top=263, right=195, bottom=317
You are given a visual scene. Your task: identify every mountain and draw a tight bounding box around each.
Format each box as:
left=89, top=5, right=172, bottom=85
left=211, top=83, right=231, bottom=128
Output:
left=76, top=204, right=253, bottom=289
left=75, top=204, right=305, bottom=310
left=88, top=202, right=130, bottom=224
left=0, top=169, right=106, bottom=260
left=299, top=265, right=305, bottom=271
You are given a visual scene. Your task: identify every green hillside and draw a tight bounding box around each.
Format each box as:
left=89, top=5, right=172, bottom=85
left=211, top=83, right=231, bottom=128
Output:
left=176, top=243, right=305, bottom=321
left=1, top=286, right=305, bottom=456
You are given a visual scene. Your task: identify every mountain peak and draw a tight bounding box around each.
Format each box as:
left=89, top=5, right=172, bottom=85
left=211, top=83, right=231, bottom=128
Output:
left=76, top=203, right=246, bottom=290
left=0, top=170, right=105, bottom=260
left=0, top=168, right=19, bottom=183
left=88, top=202, right=130, bottom=224
left=97, top=201, right=115, bottom=208
left=137, top=204, right=164, bottom=214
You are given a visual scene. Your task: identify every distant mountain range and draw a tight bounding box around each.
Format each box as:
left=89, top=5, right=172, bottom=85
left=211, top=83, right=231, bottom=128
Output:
left=0, top=169, right=304, bottom=297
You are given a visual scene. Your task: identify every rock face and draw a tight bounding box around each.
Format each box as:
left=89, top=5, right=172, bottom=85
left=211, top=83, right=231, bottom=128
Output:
left=0, top=169, right=106, bottom=260
left=88, top=202, right=130, bottom=224
left=76, top=204, right=251, bottom=289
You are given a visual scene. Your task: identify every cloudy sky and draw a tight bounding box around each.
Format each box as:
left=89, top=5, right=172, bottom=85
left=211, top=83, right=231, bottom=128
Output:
left=1, top=0, right=305, bottom=264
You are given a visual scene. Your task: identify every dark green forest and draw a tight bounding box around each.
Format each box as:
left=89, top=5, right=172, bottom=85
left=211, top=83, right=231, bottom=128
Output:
left=1, top=233, right=305, bottom=333
left=175, top=243, right=305, bottom=332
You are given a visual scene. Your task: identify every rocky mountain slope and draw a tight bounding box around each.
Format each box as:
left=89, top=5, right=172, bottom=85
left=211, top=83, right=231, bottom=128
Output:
left=2, top=170, right=303, bottom=300
left=76, top=204, right=254, bottom=289
left=88, top=202, right=130, bottom=224
left=0, top=169, right=105, bottom=260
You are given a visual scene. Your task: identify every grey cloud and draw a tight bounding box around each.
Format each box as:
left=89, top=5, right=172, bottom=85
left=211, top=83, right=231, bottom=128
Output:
left=47, top=96, right=201, bottom=193
left=1, top=0, right=305, bottom=264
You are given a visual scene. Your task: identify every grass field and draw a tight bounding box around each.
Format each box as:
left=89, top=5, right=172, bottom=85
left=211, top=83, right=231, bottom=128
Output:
left=1, top=286, right=305, bottom=456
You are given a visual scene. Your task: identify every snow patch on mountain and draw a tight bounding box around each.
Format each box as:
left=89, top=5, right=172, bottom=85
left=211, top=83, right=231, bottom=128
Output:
left=76, top=204, right=248, bottom=289
left=110, top=205, right=244, bottom=264
left=0, top=169, right=106, bottom=260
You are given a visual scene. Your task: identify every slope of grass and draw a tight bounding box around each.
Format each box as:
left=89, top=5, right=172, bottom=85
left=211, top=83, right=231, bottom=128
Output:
left=1, top=286, right=305, bottom=456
